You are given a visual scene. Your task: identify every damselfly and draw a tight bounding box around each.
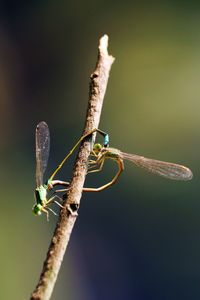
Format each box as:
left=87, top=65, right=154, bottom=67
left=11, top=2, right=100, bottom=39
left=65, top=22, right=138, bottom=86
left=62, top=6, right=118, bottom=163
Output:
left=33, top=122, right=69, bottom=219
left=84, top=141, right=193, bottom=192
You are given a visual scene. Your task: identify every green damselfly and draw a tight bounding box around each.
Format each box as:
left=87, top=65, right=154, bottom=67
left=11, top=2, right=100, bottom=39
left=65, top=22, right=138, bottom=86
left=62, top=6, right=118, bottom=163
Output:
left=33, top=121, right=68, bottom=219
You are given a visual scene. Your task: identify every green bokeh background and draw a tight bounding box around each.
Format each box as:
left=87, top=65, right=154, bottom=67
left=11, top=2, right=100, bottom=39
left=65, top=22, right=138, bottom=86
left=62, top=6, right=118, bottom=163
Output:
left=1, top=1, right=200, bottom=299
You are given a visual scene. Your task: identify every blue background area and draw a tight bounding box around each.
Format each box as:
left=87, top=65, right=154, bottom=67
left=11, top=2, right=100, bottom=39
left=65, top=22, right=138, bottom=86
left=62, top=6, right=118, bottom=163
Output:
left=1, top=1, right=200, bottom=299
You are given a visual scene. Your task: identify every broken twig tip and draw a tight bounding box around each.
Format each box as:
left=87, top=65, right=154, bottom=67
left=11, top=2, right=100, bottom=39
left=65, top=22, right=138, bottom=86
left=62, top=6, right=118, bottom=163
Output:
left=99, top=34, right=115, bottom=64
left=99, top=34, right=109, bottom=55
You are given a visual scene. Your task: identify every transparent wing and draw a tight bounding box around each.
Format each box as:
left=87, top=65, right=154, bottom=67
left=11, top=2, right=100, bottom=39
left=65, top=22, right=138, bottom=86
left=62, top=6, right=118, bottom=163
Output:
left=35, top=121, right=50, bottom=187
left=120, top=152, right=193, bottom=181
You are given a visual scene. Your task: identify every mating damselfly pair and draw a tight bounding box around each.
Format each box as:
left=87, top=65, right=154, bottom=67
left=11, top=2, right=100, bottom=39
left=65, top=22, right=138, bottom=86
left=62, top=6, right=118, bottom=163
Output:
left=33, top=121, right=193, bottom=219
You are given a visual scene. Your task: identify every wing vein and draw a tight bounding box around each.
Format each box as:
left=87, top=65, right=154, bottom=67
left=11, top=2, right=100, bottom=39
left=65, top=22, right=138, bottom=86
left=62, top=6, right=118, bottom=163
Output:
left=120, top=152, right=193, bottom=181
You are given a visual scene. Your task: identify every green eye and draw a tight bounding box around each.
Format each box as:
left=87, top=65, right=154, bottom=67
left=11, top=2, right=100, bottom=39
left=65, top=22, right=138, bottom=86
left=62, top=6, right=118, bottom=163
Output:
left=93, top=143, right=102, bottom=152
left=33, top=204, right=42, bottom=215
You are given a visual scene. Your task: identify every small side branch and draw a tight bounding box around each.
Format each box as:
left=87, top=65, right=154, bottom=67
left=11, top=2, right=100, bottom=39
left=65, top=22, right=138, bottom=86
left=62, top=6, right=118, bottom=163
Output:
left=30, top=35, right=115, bottom=300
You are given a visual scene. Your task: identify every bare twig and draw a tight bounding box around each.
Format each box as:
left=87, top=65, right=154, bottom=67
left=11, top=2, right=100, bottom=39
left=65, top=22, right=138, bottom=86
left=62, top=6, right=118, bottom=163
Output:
left=30, top=34, right=115, bottom=300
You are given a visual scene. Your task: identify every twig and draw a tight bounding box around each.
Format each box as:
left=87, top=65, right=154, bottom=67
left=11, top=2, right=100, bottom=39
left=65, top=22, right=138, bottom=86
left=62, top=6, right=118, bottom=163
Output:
left=30, top=34, right=115, bottom=300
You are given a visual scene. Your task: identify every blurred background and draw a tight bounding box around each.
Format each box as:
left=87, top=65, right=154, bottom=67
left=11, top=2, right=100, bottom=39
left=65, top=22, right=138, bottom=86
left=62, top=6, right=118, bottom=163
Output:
left=1, top=1, right=200, bottom=299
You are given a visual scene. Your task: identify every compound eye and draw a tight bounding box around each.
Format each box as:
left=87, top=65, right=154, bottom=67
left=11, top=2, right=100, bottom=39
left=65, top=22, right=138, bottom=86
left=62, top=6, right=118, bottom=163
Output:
left=33, top=204, right=42, bottom=215
left=93, top=143, right=102, bottom=152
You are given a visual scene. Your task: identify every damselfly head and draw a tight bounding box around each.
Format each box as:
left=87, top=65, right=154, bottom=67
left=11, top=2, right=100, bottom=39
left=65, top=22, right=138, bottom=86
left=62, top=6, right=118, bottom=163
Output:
left=32, top=203, right=42, bottom=216
left=93, top=143, right=103, bottom=154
